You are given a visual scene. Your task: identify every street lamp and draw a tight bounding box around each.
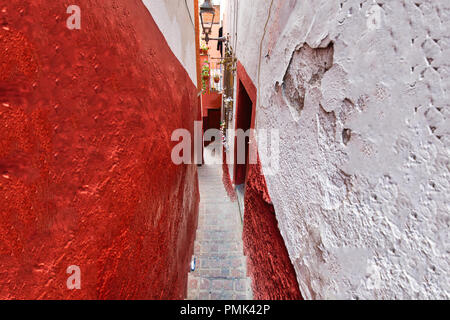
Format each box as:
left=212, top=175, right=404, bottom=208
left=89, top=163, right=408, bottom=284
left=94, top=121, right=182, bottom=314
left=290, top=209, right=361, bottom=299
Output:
left=199, top=0, right=225, bottom=45
left=199, top=0, right=215, bottom=44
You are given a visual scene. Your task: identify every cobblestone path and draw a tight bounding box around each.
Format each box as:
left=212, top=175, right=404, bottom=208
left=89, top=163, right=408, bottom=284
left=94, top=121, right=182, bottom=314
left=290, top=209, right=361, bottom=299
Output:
left=187, top=143, right=253, bottom=300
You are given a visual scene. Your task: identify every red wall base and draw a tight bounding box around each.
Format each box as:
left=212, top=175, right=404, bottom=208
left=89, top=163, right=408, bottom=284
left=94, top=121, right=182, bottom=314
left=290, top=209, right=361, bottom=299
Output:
left=232, top=61, right=302, bottom=300
left=0, top=1, right=199, bottom=299
left=222, top=149, right=237, bottom=202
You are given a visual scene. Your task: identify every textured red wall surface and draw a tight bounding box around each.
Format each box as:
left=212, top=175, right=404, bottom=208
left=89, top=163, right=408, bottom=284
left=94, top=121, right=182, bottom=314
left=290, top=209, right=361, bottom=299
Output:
left=234, top=62, right=303, bottom=300
left=202, top=92, right=222, bottom=114
left=222, top=149, right=236, bottom=202
left=0, top=1, right=199, bottom=299
left=243, top=156, right=303, bottom=300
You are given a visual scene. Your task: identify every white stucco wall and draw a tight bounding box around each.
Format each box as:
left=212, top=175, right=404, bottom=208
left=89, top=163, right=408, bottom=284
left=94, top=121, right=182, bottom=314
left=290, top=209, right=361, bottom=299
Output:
left=143, top=0, right=197, bottom=84
left=226, top=0, right=449, bottom=299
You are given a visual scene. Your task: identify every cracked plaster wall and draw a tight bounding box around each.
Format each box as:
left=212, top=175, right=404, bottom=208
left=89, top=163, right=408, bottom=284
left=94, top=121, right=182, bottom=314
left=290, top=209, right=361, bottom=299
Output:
left=225, top=0, right=449, bottom=299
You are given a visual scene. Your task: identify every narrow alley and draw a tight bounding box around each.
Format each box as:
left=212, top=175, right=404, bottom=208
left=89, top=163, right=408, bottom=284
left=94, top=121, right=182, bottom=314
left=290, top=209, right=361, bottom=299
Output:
left=187, top=143, right=252, bottom=300
left=0, top=0, right=448, bottom=303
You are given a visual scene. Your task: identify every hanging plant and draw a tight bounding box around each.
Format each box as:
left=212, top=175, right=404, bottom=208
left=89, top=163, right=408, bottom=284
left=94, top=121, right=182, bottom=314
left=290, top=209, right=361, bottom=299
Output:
left=200, top=43, right=209, bottom=55
left=202, top=63, right=210, bottom=79
left=201, top=62, right=210, bottom=94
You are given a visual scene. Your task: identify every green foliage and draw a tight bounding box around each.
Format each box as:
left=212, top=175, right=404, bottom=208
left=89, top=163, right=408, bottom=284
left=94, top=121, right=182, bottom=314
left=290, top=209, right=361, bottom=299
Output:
left=201, top=62, right=210, bottom=94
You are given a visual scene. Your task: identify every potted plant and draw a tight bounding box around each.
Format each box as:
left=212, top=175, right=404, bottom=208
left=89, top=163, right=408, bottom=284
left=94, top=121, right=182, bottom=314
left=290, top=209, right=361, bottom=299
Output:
left=200, top=44, right=209, bottom=55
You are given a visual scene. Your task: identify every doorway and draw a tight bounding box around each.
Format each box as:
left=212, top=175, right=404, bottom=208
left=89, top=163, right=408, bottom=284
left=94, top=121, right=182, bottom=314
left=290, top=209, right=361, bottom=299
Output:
left=234, top=79, right=253, bottom=186
left=233, top=79, right=254, bottom=220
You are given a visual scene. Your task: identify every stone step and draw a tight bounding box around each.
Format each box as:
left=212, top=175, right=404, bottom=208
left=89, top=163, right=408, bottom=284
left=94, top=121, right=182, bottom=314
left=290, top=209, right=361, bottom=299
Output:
left=196, top=256, right=247, bottom=270
left=188, top=143, right=253, bottom=301
left=190, top=268, right=247, bottom=279
left=199, top=194, right=230, bottom=198
left=194, top=237, right=243, bottom=244
left=197, top=220, right=241, bottom=229
left=194, top=240, right=243, bottom=253
left=199, top=187, right=229, bottom=192
left=199, top=196, right=231, bottom=202
left=198, top=212, right=239, bottom=220
left=187, top=275, right=253, bottom=300
left=193, top=253, right=247, bottom=261
left=195, top=230, right=242, bottom=241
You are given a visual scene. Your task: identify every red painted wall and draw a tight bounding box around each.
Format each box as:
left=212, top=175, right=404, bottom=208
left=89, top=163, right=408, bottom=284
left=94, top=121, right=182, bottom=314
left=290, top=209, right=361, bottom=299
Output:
left=222, top=149, right=237, bottom=202
left=233, top=62, right=303, bottom=300
left=243, top=156, right=303, bottom=300
left=233, top=79, right=253, bottom=186
left=0, top=1, right=199, bottom=299
left=202, top=92, right=222, bottom=114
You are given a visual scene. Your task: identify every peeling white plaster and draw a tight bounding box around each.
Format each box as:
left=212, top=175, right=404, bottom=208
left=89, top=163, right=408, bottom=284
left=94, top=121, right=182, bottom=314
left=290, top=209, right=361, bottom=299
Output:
left=225, top=0, right=450, bottom=299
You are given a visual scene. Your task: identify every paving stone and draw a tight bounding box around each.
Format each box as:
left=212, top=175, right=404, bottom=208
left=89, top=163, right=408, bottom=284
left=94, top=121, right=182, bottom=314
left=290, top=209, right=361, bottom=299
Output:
left=188, top=277, right=198, bottom=291
left=235, top=294, right=248, bottom=300
left=198, top=291, right=210, bottom=300
left=219, top=291, right=234, bottom=300
left=187, top=143, right=253, bottom=301
left=200, top=278, right=210, bottom=290
left=212, top=279, right=224, bottom=290
left=235, top=279, right=248, bottom=292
